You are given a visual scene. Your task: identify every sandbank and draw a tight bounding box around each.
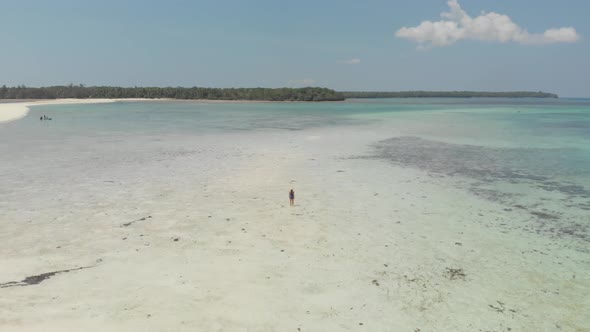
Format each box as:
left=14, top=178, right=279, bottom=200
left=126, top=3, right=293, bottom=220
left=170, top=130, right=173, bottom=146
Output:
left=0, top=99, right=116, bottom=124
left=0, top=98, right=340, bottom=125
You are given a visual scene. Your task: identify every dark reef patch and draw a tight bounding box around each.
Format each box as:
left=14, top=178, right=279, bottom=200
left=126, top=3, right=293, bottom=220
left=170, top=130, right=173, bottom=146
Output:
left=367, top=137, right=588, bottom=196
left=361, top=136, right=590, bottom=245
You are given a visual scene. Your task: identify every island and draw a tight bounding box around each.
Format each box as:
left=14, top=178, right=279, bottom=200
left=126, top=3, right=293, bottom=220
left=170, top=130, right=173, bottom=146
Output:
left=0, top=85, right=559, bottom=101
left=0, top=85, right=344, bottom=102
left=341, top=91, right=558, bottom=98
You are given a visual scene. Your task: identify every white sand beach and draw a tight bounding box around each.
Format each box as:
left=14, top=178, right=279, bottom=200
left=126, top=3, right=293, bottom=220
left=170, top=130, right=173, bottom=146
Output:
left=0, top=101, right=588, bottom=332
left=0, top=98, right=306, bottom=124
left=0, top=99, right=121, bottom=124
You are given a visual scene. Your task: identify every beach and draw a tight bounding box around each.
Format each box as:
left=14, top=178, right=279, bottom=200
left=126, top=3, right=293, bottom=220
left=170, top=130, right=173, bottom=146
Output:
left=0, top=98, right=320, bottom=124
left=0, top=99, right=589, bottom=331
left=0, top=99, right=120, bottom=124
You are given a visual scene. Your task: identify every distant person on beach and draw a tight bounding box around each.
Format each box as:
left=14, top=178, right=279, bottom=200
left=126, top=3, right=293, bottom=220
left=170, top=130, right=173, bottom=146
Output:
left=40, top=116, right=43, bottom=121
left=289, top=189, right=295, bottom=206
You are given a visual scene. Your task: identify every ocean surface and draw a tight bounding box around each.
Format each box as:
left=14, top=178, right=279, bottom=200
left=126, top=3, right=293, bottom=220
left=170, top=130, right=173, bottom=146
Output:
left=2, top=98, right=589, bottom=250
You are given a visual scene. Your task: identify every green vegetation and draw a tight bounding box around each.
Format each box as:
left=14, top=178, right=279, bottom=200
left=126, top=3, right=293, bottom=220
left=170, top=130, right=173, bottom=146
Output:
left=0, top=85, right=343, bottom=101
left=0, top=85, right=559, bottom=101
left=341, top=91, right=558, bottom=98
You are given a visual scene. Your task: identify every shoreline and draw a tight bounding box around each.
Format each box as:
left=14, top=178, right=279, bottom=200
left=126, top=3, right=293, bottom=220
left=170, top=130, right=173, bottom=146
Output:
left=0, top=99, right=117, bottom=124
left=0, top=98, right=347, bottom=124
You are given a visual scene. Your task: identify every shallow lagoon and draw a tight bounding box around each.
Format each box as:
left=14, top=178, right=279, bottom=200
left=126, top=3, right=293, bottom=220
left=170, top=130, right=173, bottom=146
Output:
left=1, top=98, right=589, bottom=331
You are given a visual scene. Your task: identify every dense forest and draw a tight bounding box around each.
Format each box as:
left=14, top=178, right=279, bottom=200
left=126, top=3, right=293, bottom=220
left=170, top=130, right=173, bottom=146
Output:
left=0, top=85, right=344, bottom=101
left=341, top=91, right=559, bottom=98
left=0, top=85, right=559, bottom=101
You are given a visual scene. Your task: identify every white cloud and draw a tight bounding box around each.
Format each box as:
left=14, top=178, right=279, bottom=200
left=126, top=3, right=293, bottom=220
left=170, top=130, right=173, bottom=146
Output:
left=341, top=58, right=361, bottom=65
left=396, top=0, right=580, bottom=48
left=288, top=79, right=316, bottom=85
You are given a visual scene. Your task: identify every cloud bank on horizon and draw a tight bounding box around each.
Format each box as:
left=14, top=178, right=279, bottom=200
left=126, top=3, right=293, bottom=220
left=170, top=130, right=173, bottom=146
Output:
left=396, top=0, right=580, bottom=48
left=341, top=58, right=361, bottom=65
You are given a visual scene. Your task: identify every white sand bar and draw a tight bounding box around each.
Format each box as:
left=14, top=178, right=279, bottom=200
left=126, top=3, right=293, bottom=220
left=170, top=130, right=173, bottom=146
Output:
left=0, top=99, right=121, bottom=123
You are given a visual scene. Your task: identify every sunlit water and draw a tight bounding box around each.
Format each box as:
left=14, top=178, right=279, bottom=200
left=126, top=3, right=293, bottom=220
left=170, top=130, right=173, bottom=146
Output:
left=1, top=98, right=589, bottom=248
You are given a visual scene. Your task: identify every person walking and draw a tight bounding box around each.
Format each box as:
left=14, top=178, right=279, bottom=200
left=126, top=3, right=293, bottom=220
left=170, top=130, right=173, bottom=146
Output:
left=289, top=189, right=295, bottom=206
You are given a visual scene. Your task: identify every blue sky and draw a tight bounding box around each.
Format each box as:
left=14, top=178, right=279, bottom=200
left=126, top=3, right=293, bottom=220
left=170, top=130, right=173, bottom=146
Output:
left=1, top=0, right=588, bottom=96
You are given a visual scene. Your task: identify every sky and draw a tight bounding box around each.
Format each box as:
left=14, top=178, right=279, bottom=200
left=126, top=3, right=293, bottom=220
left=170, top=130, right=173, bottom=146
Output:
left=0, top=0, right=589, bottom=97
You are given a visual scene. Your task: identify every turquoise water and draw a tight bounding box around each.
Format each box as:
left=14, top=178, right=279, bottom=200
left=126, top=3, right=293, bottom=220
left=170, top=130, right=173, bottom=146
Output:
left=1, top=98, right=589, bottom=246
left=3, top=98, right=590, bottom=185
left=4, top=98, right=590, bottom=143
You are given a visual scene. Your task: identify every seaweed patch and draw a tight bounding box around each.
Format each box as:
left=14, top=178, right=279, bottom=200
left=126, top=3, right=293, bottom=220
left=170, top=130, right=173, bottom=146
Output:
left=121, top=215, right=152, bottom=227
left=0, top=266, right=94, bottom=289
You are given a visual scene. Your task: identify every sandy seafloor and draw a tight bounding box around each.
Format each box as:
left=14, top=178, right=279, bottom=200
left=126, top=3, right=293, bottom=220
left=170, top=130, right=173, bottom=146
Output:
left=0, top=99, right=589, bottom=331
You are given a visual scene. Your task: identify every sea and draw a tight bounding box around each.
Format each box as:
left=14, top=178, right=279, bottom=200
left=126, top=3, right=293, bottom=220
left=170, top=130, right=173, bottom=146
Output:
left=4, top=100, right=590, bottom=208
left=2, top=98, right=588, bottom=243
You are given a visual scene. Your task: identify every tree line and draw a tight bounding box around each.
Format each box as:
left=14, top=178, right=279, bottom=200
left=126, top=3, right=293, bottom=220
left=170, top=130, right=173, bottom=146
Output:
left=341, top=91, right=558, bottom=98
left=0, top=85, right=559, bottom=101
left=0, top=85, right=344, bottom=101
